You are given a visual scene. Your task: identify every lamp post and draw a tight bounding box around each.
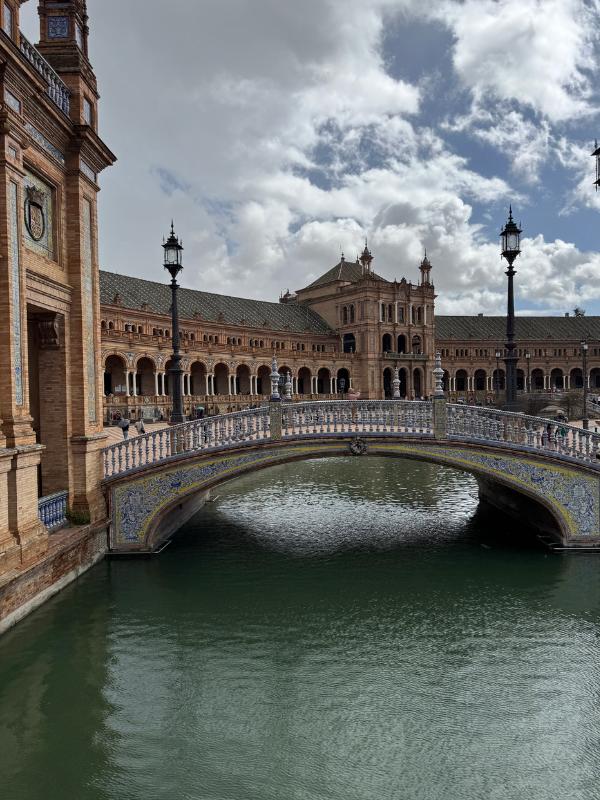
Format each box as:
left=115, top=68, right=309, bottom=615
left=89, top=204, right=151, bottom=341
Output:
left=495, top=350, right=501, bottom=404
left=500, top=207, right=521, bottom=410
left=525, top=351, right=531, bottom=393
left=163, top=222, right=185, bottom=425
left=581, top=340, right=589, bottom=430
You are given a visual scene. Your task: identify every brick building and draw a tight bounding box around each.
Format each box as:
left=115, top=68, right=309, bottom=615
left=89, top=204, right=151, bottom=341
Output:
left=99, top=246, right=436, bottom=421
left=0, top=0, right=114, bottom=581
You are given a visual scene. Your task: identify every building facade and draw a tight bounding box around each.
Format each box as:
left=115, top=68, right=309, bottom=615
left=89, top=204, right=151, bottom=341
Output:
left=99, top=247, right=436, bottom=421
left=100, top=250, right=600, bottom=421
left=0, top=0, right=114, bottom=579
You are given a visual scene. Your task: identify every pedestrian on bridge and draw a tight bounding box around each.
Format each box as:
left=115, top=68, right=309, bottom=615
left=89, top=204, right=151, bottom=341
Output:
left=115, top=413, right=130, bottom=440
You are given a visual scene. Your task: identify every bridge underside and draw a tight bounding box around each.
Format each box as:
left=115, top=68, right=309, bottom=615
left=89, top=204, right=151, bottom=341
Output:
left=105, top=438, right=600, bottom=553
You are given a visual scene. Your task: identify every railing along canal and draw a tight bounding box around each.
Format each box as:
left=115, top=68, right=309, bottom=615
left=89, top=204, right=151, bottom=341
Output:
left=38, top=490, right=68, bottom=531
left=103, top=400, right=600, bottom=479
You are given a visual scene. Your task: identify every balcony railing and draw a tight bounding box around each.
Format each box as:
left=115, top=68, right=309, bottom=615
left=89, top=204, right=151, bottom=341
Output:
left=19, top=34, right=70, bottom=116
left=38, top=490, right=68, bottom=531
left=383, top=352, right=428, bottom=361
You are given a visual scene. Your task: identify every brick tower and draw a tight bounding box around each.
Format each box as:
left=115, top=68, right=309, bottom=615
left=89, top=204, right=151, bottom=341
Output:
left=0, top=0, right=115, bottom=575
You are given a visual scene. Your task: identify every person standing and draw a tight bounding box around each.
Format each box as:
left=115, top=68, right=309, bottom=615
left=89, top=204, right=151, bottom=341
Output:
left=115, top=413, right=130, bottom=439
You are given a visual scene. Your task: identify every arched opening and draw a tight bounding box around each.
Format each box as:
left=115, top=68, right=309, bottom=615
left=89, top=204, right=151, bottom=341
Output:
left=136, top=357, right=155, bottom=396
left=531, top=368, right=544, bottom=391
left=550, top=368, right=564, bottom=390
left=492, top=368, right=506, bottom=391
left=214, top=363, right=229, bottom=396
left=399, top=367, right=407, bottom=398
left=257, top=365, right=271, bottom=395
left=382, top=333, right=392, bottom=353
left=164, top=359, right=176, bottom=397
left=190, top=361, right=207, bottom=395
left=412, top=335, right=422, bottom=354
left=474, top=369, right=486, bottom=391
left=349, top=305, right=355, bottom=323
left=397, top=334, right=406, bottom=354
left=337, top=368, right=350, bottom=395
left=104, top=354, right=127, bottom=396
left=413, top=368, right=422, bottom=398
left=516, top=369, right=525, bottom=391
left=570, top=367, right=583, bottom=389
left=343, top=333, right=356, bottom=354
left=298, top=367, right=311, bottom=395
left=236, top=364, right=251, bottom=395
left=455, top=369, right=468, bottom=393
left=442, top=370, right=449, bottom=393
left=383, top=367, right=393, bottom=398
left=590, top=368, right=600, bottom=389
left=317, top=367, right=330, bottom=395
left=342, top=306, right=348, bottom=324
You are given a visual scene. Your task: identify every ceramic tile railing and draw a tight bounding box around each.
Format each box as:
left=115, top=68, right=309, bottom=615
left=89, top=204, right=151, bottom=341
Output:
left=447, top=404, right=600, bottom=465
left=20, top=34, right=70, bottom=115
left=103, top=400, right=600, bottom=479
left=281, top=400, right=433, bottom=437
left=103, top=406, right=270, bottom=477
left=38, top=490, right=68, bottom=531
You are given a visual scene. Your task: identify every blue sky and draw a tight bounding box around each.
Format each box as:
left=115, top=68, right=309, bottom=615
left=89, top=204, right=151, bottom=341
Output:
left=21, top=0, right=600, bottom=315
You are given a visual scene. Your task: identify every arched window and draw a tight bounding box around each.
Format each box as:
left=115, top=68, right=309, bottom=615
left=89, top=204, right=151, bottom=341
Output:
left=342, top=306, right=348, bottom=325
left=382, top=333, right=392, bottom=353
left=349, top=305, right=355, bottom=323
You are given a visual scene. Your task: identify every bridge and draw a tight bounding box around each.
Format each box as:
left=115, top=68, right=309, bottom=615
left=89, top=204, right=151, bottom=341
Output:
left=102, top=395, right=600, bottom=553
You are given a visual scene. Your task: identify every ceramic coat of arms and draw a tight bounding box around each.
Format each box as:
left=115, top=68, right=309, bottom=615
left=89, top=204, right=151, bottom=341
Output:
left=25, top=185, right=46, bottom=242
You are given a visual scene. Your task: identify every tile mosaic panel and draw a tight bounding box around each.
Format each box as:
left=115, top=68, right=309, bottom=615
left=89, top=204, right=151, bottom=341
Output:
left=24, top=122, right=65, bottom=166
left=4, top=88, right=20, bottom=113
left=23, top=169, right=54, bottom=259
left=48, top=15, right=69, bottom=39
left=9, top=181, right=23, bottom=405
left=80, top=159, right=96, bottom=182
left=110, top=440, right=600, bottom=549
left=82, top=199, right=96, bottom=423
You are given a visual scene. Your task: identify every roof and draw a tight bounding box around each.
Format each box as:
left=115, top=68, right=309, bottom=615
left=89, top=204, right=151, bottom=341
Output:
left=436, top=315, right=600, bottom=341
left=99, top=271, right=333, bottom=335
left=303, top=258, right=389, bottom=290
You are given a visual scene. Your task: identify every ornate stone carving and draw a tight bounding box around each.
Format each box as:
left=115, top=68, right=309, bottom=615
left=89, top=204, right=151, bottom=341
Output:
left=349, top=437, right=368, bottom=456
left=34, top=313, right=60, bottom=350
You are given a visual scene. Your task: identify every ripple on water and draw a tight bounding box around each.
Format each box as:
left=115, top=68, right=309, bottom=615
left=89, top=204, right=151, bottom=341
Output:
left=1, top=458, right=600, bottom=800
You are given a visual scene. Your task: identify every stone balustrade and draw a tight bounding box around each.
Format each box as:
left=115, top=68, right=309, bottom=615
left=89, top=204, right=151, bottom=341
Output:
left=102, top=399, right=600, bottom=480
left=38, top=490, right=68, bottom=531
left=19, top=34, right=70, bottom=116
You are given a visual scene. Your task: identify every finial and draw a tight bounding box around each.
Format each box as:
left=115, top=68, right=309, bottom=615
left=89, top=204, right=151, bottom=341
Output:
left=170, top=220, right=175, bottom=235
left=508, top=204, right=513, bottom=222
left=434, top=351, right=445, bottom=398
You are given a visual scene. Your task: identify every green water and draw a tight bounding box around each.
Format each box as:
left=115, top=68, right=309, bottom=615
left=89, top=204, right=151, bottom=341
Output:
left=1, top=457, right=600, bottom=800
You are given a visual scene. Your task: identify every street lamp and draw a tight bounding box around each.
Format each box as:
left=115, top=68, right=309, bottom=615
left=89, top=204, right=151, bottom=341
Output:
left=163, top=222, right=185, bottom=425
left=581, top=340, right=589, bottom=430
left=500, top=206, right=522, bottom=410
left=525, top=351, right=531, bottom=393
left=495, top=349, right=501, bottom=403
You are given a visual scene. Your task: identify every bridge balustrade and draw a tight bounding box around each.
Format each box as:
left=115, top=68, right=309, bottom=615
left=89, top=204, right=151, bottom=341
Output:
left=281, top=400, right=433, bottom=437
left=447, top=404, right=600, bottom=462
left=102, top=400, right=600, bottom=480
left=103, top=406, right=270, bottom=478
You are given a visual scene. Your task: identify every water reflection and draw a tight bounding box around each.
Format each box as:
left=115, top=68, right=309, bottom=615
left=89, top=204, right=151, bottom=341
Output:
left=1, top=458, right=599, bottom=800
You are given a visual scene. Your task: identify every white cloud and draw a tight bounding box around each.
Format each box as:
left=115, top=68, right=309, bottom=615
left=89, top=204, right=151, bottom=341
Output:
left=435, top=0, right=598, bottom=122
left=17, top=0, right=600, bottom=315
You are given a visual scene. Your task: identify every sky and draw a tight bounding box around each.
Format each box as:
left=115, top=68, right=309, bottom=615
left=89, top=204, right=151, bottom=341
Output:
left=20, top=0, right=600, bottom=315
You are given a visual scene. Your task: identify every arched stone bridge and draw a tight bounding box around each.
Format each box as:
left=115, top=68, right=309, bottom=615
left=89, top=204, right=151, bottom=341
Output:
left=102, top=400, right=600, bottom=553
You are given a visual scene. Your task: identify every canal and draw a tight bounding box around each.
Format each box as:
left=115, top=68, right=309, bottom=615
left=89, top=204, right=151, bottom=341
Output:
left=2, top=457, right=600, bottom=800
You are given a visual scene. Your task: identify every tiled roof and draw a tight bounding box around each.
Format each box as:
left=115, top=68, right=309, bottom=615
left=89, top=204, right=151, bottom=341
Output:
left=304, top=259, right=389, bottom=289
left=436, top=315, right=600, bottom=341
left=99, top=271, right=333, bottom=334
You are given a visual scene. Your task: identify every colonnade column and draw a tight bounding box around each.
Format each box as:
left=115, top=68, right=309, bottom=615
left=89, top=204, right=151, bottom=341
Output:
left=154, top=371, right=159, bottom=397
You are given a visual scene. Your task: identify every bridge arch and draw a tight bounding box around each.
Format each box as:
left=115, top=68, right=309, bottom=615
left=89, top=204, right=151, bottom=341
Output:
left=107, top=440, right=578, bottom=554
